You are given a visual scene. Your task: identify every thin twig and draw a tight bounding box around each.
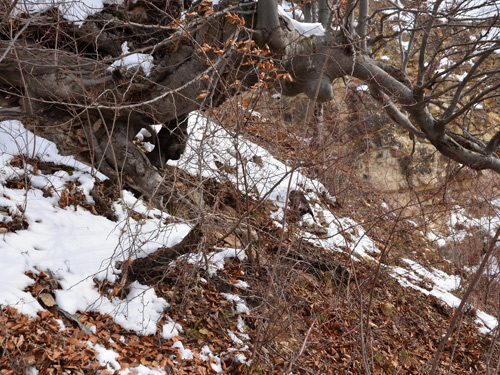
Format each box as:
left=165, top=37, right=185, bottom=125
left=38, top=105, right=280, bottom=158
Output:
left=429, top=226, right=500, bottom=375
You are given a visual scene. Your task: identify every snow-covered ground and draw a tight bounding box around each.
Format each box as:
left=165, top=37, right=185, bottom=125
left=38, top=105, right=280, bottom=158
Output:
left=172, top=111, right=500, bottom=334
left=1, top=107, right=500, bottom=371
left=0, top=119, right=249, bottom=373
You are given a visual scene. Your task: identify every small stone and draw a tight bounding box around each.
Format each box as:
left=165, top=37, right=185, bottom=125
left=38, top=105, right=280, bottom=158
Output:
left=302, top=222, right=328, bottom=236
left=252, top=155, right=263, bottom=167
left=84, top=322, right=96, bottom=332
left=39, top=293, right=57, bottom=307
left=198, top=328, right=211, bottom=337
left=380, top=302, right=395, bottom=317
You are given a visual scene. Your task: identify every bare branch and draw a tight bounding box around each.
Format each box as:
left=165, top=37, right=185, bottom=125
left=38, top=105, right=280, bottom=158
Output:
left=438, top=81, right=500, bottom=128
left=484, top=128, right=500, bottom=155
left=416, top=0, right=444, bottom=88
left=440, top=41, right=499, bottom=125
left=429, top=227, right=500, bottom=375
left=369, top=85, right=425, bottom=138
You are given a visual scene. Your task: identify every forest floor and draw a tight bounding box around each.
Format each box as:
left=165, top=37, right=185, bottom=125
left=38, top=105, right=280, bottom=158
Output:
left=1, top=95, right=500, bottom=374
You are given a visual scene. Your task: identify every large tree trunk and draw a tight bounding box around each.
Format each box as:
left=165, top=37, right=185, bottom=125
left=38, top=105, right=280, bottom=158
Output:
left=0, top=11, right=241, bottom=212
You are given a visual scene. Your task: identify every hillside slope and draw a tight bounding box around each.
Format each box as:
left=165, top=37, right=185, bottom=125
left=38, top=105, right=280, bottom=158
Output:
left=1, top=110, right=500, bottom=374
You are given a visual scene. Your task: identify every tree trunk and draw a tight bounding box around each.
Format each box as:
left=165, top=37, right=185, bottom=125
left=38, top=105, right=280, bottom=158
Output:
left=317, top=0, right=330, bottom=29
left=357, top=0, right=369, bottom=51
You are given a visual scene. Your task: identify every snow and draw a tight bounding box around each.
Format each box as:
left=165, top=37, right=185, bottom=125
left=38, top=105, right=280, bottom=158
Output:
left=16, top=0, right=107, bottom=25
left=25, top=368, right=38, bottom=375
left=172, top=341, right=194, bottom=360
left=278, top=5, right=325, bottom=37
left=14, top=0, right=326, bottom=40
left=0, top=120, right=104, bottom=179
left=0, top=0, right=498, bottom=370
left=169, top=112, right=330, bottom=219
left=443, top=0, right=499, bottom=20
left=222, top=293, right=251, bottom=314
left=385, top=0, right=499, bottom=51
left=108, top=42, right=155, bottom=77
left=89, top=342, right=121, bottom=371
left=162, top=318, right=183, bottom=340
left=185, top=247, right=247, bottom=276
left=0, top=117, right=254, bottom=372
left=170, top=112, right=377, bottom=259
left=3, top=103, right=500, bottom=375
left=310, top=211, right=380, bottom=259
left=0, top=156, right=185, bottom=326
left=0, top=119, right=188, bottom=325
left=390, top=258, right=498, bottom=334
left=1, top=107, right=500, bottom=374
left=228, top=329, right=245, bottom=345
left=233, top=280, right=249, bottom=289
left=427, top=231, right=447, bottom=247
left=121, top=365, right=165, bottom=375
left=2, top=0, right=500, bottom=352
left=200, top=345, right=223, bottom=372
left=54, top=318, right=66, bottom=331
left=170, top=111, right=500, bottom=335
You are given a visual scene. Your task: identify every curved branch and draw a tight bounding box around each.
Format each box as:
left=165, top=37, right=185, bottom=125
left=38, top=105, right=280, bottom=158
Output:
left=440, top=42, right=499, bottom=123
left=416, top=0, right=444, bottom=87
left=438, top=81, right=500, bottom=127
left=2, top=0, right=500, bottom=178
left=341, top=54, right=500, bottom=172
left=484, top=128, right=500, bottom=155
left=369, top=85, right=425, bottom=138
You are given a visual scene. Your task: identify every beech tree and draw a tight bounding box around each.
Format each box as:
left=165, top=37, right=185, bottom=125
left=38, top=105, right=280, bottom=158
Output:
left=0, top=0, right=498, bottom=208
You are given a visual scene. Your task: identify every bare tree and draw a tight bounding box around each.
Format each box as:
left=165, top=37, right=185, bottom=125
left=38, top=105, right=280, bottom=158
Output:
left=0, top=0, right=498, bottom=209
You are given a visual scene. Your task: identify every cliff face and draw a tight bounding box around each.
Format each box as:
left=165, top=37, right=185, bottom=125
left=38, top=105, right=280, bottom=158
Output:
left=354, top=138, right=447, bottom=192
left=340, top=87, right=445, bottom=193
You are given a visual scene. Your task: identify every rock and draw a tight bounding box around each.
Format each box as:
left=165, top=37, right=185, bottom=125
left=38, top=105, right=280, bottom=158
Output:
left=302, top=222, right=328, bottom=236
left=235, top=225, right=259, bottom=243
left=355, top=142, right=448, bottom=193
left=38, top=293, right=57, bottom=307
left=289, top=190, right=316, bottom=222
left=84, top=322, right=96, bottom=332
left=380, top=302, right=395, bottom=317
left=252, top=155, right=263, bottom=167
left=214, top=231, right=242, bottom=248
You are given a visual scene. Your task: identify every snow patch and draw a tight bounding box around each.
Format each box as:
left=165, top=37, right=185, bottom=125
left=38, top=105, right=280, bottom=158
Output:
left=108, top=42, right=154, bottom=77
left=278, top=5, right=325, bottom=37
